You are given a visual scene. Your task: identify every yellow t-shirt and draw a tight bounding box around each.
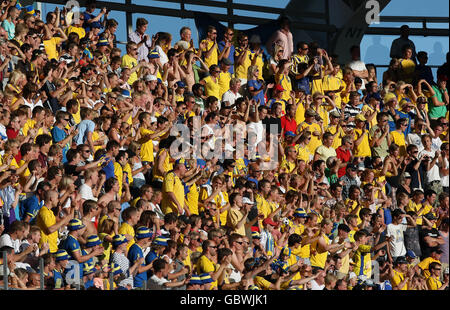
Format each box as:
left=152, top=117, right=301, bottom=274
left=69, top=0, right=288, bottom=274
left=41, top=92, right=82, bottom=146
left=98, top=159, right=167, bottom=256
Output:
left=121, top=54, right=138, bottom=86
left=139, top=128, right=155, bottom=163
left=295, top=99, right=306, bottom=125
left=202, top=75, right=220, bottom=100
left=162, top=172, right=185, bottom=215
left=298, top=122, right=322, bottom=154
left=218, top=71, right=232, bottom=100
left=118, top=222, right=135, bottom=251
left=390, top=130, right=407, bottom=157
left=201, top=39, right=218, bottom=69
left=353, top=129, right=371, bottom=158
left=22, top=119, right=36, bottom=137
left=322, top=75, right=343, bottom=108
left=250, top=51, right=264, bottom=80
left=185, top=184, right=199, bottom=216
left=295, top=144, right=313, bottom=164
left=152, top=149, right=172, bottom=182
left=196, top=255, right=218, bottom=290
left=325, top=124, right=346, bottom=150
left=36, top=206, right=58, bottom=253
left=426, top=276, right=443, bottom=290
left=43, top=37, right=62, bottom=60
left=310, top=233, right=330, bottom=269
left=234, top=48, right=251, bottom=80
left=226, top=207, right=246, bottom=236
left=276, top=73, right=293, bottom=103
left=391, top=269, right=408, bottom=290
left=418, top=257, right=440, bottom=279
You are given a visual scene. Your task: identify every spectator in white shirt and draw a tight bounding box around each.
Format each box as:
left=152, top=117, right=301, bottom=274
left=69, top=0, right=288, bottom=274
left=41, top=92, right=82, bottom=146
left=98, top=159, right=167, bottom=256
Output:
left=221, top=78, right=242, bottom=108
left=147, top=258, right=188, bottom=290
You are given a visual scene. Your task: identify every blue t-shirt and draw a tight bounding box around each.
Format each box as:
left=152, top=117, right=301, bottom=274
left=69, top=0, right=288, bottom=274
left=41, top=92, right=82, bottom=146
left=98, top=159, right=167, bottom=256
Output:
left=295, top=76, right=311, bottom=94
left=51, top=126, right=69, bottom=164
left=101, top=155, right=115, bottom=180
left=83, top=12, right=103, bottom=33
left=61, top=235, right=83, bottom=279
left=21, top=195, right=43, bottom=224
left=1, top=20, right=15, bottom=40
left=383, top=208, right=392, bottom=225
left=74, top=119, right=95, bottom=146
left=128, top=243, right=146, bottom=288
left=247, top=79, right=265, bottom=105
left=218, top=41, right=235, bottom=74
left=396, top=110, right=414, bottom=137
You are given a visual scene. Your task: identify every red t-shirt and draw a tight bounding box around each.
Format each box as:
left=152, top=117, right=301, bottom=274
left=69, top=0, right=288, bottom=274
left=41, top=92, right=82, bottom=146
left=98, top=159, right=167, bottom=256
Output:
left=336, top=146, right=351, bottom=178
left=280, top=115, right=297, bottom=133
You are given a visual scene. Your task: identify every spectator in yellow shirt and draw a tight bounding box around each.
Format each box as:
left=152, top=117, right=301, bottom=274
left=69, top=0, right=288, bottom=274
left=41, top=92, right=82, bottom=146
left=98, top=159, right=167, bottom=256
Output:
left=199, top=25, right=219, bottom=69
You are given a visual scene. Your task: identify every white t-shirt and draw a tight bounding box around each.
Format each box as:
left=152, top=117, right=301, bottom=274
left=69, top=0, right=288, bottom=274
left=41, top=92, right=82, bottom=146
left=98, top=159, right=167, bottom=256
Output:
left=386, top=223, right=407, bottom=257
left=439, top=157, right=449, bottom=188
left=418, top=149, right=440, bottom=182
left=79, top=183, right=97, bottom=202
left=431, top=137, right=443, bottom=152
left=347, top=60, right=368, bottom=90
left=221, top=90, right=242, bottom=107
left=0, top=234, right=21, bottom=253
left=406, top=133, right=423, bottom=152
left=310, top=280, right=325, bottom=290
left=147, top=274, right=170, bottom=290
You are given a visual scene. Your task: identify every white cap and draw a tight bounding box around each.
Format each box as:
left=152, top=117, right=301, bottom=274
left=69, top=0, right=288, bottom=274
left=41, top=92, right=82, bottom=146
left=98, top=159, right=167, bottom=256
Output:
left=242, top=197, right=254, bottom=205
left=348, top=272, right=357, bottom=279
left=145, top=75, right=157, bottom=82
left=150, top=116, right=158, bottom=123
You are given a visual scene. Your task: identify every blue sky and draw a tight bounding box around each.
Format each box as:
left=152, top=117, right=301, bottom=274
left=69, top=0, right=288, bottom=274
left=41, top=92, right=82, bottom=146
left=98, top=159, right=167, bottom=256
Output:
left=40, top=0, right=448, bottom=77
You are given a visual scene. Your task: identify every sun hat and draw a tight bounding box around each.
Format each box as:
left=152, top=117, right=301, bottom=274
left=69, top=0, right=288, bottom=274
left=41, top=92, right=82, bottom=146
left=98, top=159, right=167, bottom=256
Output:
left=112, top=234, right=128, bottom=247
left=85, top=235, right=102, bottom=248
left=135, top=227, right=153, bottom=239
left=67, top=219, right=86, bottom=231
left=55, top=249, right=70, bottom=262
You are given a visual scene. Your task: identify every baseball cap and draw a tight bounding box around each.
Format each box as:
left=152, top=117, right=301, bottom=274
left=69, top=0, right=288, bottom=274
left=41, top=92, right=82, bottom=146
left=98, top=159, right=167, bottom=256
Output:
left=176, top=81, right=186, bottom=88
left=148, top=49, right=160, bottom=59
left=384, top=92, right=397, bottom=103
left=330, top=110, right=341, bottom=118
left=153, top=236, right=169, bottom=246
left=274, top=84, right=284, bottom=92
left=285, top=131, right=296, bottom=137
left=424, top=213, right=438, bottom=221
left=406, top=250, right=417, bottom=259
left=394, top=256, right=408, bottom=265
left=83, top=265, right=96, bottom=276
left=85, top=235, right=102, bottom=248
left=294, top=208, right=309, bottom=218
left=67, top=219, right=86, bottom=231
left=305, top=108, right=317, bottom=117
left=135, top=227, right=153, bottom=239
left=263, top=217, right=278, bottom=227
left=110, top=263, right=123, bottom=277
left=242, top=197, right=254, bottom=205
left=121, top=89, right=132, bottom=98
left=97, top=38, right=109, bottom=47
left=252, top=231, right=261, bottom=239
left=144, top=75, right=157, bottom=82
left=112, top=234, right=128, bottom=247
left=55, top=249, right=70, bottom=262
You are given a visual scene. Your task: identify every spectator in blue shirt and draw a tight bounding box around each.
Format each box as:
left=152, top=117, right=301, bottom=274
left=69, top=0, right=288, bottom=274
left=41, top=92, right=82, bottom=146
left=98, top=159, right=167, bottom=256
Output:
left=20, top=181, right=51, bottom=224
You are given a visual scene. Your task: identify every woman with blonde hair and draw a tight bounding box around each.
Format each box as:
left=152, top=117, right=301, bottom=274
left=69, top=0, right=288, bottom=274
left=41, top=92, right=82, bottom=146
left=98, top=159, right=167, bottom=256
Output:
left=247, top=65, right=265, bottom=105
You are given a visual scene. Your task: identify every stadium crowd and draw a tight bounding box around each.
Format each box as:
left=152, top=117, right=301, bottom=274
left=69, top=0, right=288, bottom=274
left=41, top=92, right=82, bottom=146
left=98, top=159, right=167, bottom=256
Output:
left=0, top=0, right=448, bottom=291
